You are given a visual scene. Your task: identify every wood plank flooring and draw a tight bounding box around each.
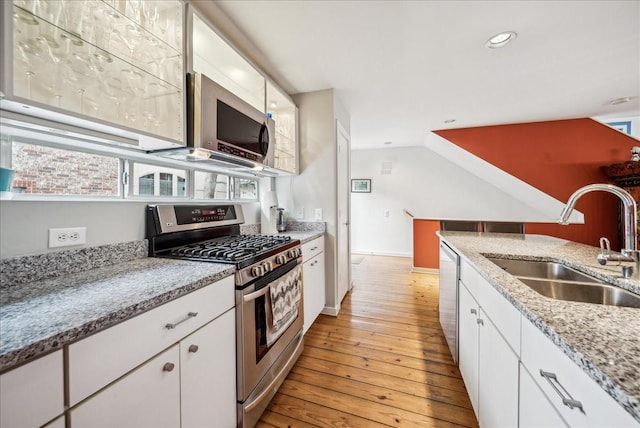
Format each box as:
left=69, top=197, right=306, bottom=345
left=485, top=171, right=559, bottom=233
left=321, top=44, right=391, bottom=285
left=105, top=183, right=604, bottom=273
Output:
left=257, top=255, right=478, bottom=427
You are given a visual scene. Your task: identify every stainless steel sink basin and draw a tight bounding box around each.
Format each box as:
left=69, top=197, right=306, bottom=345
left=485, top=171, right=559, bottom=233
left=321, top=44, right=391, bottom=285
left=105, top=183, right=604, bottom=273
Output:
left=519, top=278, right=640, bottom=308
left=487, top=257, right=640, bottom=308
left=487, top=257, right=599, bottom=283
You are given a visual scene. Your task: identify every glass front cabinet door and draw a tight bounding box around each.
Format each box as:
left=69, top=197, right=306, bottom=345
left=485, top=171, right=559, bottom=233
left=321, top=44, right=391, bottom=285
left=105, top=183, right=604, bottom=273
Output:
left=2, top=0, right=185, bottom=144
left=267, top=81, right=298, bottom=174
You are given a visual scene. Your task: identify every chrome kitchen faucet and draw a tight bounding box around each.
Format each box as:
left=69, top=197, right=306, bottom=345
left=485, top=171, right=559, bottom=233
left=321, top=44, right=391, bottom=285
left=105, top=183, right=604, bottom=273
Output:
left=558, top=183, right=639, bottom=279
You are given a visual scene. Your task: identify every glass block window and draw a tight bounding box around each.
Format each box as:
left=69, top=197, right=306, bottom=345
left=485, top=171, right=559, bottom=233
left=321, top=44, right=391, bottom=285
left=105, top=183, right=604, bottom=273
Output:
left=130, top=163, right=187, bottom=198
left=234, top=177, right=258, bottom=200
left=194, top=171, right=229, bottom=200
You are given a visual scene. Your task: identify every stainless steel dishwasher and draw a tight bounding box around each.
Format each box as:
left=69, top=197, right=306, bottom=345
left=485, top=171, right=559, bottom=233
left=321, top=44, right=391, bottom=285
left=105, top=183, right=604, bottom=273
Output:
left=439, top=242, right=459, bottom=363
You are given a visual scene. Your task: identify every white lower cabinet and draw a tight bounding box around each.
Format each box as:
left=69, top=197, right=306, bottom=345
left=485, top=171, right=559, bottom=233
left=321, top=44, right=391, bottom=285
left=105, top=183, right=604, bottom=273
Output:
left=458, top=283, right=480, bottom=415
left=67, top=277, right=237, bottom=427
left=458, top=281, right=519, bottom=428
left=451, top=249, right=638, bottom=428
left=302, top=236, right=325, bottom=334
left=0, top=350, right=64, bottom=428
left=181, top=309, right=236, bottom=428
left=519, top=363, right=568, bottom=428
left=71, top=346, right=181, bottom=427
left=521, top=317, right=638, bottom=428
left=477, top=308, right=519, bottom=428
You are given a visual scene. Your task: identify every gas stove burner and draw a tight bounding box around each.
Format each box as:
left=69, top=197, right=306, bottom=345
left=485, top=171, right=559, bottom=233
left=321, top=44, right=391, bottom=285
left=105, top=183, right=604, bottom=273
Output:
left=169, top=234, right=293, bottom=263
left=147, top=204, right=302, bottom=286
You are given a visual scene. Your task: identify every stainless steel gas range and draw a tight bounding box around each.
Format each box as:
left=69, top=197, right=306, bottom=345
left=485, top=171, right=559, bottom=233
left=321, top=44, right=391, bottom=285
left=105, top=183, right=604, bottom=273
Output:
left=146, top=204, right=304, bottom=428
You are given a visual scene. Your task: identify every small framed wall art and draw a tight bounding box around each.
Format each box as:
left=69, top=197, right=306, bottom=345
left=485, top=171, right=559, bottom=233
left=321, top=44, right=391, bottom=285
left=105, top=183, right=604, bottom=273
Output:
left=606, top=121, right=632, bottom=135
left=351, top=179, right=371, bottom=193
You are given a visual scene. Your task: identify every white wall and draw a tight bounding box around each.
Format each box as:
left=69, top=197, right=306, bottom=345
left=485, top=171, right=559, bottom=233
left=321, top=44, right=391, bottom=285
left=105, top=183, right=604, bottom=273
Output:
left=350, top=146, right=571, bottom=256
left=275, top=89, right=344, bottom=312
left=0, top=200, right=260, bottom=258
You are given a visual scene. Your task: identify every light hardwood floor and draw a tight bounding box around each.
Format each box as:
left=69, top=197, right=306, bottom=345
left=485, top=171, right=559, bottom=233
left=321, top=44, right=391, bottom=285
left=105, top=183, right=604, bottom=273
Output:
left=257, top=255, right=478, bottom=428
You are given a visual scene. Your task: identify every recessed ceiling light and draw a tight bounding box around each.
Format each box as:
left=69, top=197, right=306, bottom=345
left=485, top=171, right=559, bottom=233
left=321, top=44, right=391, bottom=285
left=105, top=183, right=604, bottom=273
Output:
left=444, top=119, right=456, bottom=124
left=269, top=101, right=277, bottom=109
left=384, top=141, right=392, bottom=145
left=609, top=97, right=631, bottom=106
left=486, top=31, right=517, bottom=49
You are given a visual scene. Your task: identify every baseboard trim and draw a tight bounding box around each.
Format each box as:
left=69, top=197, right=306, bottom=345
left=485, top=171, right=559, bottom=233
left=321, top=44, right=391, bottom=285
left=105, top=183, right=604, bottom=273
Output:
left=321, top=305, right=340, bottom=317
left=412, top=267, right=440, bottom=274
left=351, top=251, right=412, bottom=258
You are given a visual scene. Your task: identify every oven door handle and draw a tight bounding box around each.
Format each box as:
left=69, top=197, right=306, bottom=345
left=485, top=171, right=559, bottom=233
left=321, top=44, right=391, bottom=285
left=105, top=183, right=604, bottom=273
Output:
left=243, top=286, right=271, bottom=303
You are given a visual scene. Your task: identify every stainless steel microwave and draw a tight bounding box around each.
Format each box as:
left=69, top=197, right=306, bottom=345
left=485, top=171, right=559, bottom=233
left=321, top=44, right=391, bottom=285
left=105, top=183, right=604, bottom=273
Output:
left=187, top=72, right=275, bottom=167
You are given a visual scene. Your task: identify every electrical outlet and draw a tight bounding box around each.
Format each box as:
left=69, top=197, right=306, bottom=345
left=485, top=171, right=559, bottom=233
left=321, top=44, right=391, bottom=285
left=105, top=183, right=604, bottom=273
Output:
left=296, top=207, right=304, bottom=220
left=49, top=227, right=87, bottom=248
left=315, top=208, right=323, bottom=220
left=384, top=210, right=390, bottom=217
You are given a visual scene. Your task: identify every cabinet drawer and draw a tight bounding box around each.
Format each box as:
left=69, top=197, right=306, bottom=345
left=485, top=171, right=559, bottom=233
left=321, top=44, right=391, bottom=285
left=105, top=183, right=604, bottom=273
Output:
left=521, top=318, right=637, bottom=427
left=302, top=236, right=324, bottom=261
left=68, top=276, right=234, bottom=405
left=0, top=350, right=64, bottom=428
left=460, top=259, right=520, bottom=355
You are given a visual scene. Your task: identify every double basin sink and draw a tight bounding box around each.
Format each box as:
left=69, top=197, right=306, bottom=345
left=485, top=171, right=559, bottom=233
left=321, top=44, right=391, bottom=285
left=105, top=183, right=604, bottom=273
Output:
left=487, top=257, right=640, bottom=308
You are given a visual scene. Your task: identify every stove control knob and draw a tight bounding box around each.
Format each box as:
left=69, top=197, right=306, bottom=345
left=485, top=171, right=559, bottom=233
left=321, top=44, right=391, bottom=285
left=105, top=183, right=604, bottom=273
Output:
left=251, top=266, right=264, bottom=277
left=262, top=262, right=273, bottom=273
left=287, top=249, right=299, bottom=258
left=275, top=255, right=286, bottom=265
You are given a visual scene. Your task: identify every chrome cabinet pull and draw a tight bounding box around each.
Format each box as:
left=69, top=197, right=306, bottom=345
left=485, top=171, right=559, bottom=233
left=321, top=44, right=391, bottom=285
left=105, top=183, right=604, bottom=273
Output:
left=165, top=312, right=198, bottom=330
left=162, top=362, right=175, bottom=372
left=470, top=308, right=477, bottom=315
left=539, top=370, right=585, bottom=413
left=476, top=318, right=484, bottom=326
left=188, top=344, right=199, bottom=353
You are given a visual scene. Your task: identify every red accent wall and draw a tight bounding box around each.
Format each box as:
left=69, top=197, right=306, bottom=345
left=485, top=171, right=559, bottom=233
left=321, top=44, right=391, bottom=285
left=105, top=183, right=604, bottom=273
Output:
left=413, top=118, right=636, bottom=268
left=413, top=219, right=440, bottom=269
left=434, top=118, right=635, bottom=249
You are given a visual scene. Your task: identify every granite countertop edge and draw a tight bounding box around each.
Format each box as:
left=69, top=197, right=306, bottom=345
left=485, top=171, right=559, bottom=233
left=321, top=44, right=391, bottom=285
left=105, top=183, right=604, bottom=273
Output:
left=0, top=231, right=324, bottom=373
left=0, top=263, right=236, bottom=373
left=438, top=232, right=640, bottom=422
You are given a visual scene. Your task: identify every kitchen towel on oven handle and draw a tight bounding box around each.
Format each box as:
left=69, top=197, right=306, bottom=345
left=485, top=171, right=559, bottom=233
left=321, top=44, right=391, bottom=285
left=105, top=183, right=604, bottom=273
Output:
left=266, top=265, right=302, bottom=346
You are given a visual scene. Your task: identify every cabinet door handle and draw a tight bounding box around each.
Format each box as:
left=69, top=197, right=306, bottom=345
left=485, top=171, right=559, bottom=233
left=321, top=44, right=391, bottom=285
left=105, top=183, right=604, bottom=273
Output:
left=539, top=370, right=585, bottom=413
left=476, top=318, right=484, bottom=326
left=165, top=312, right=198, bottom=329
left=470, top=308, right=477, bottom=315
left=188, top=344, right=199, bottom=353
left=163, top=362, right=175, bottom=372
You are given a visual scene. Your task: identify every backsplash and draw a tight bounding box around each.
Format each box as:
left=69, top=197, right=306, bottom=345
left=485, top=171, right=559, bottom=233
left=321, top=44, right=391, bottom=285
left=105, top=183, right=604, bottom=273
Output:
left=285, top=221, right=326, bottom=232
left=0, top=240, right=148, bottom=288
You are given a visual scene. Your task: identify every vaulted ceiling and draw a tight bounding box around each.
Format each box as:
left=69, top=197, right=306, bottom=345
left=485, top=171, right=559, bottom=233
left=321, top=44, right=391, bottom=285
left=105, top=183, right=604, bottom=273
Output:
left=211, top=0, right=639, bottom=149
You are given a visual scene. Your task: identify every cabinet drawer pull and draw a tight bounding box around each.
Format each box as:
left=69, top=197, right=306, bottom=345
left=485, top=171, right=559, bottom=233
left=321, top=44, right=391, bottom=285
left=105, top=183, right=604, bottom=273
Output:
left=310, top=246, right=318, bottom=251
left=470, top=308, right=477, bottom=315
left=188, top=344, right=199, bottom=353
left=165, top=312, right=198, bottom=329
left=476, top=318, right=484, bottom=325
left=162, top=362, right=175, bottom=372
left=539, top=370, right=585, bottom=413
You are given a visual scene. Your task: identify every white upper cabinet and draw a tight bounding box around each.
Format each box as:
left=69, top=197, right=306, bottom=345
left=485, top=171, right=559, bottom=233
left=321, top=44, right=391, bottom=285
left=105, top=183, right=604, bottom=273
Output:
left=4, top=0, right=185, bottom=143
left=267, top=81, right=298, bottom=174
left=191, top=13, right=265, bottom=113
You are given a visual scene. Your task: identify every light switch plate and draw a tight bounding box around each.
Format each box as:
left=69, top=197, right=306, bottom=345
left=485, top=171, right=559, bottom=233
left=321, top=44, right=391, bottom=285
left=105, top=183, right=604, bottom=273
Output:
left=314, top=208, right=323, bottom=220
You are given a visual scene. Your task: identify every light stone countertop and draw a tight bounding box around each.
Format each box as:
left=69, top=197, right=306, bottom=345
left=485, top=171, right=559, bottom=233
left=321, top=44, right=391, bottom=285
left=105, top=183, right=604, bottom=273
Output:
left=438, top=232, right=640, bottom=422
left=0, top=256, right=235, bottom=372
left=0, top=229, right=325, bottom=373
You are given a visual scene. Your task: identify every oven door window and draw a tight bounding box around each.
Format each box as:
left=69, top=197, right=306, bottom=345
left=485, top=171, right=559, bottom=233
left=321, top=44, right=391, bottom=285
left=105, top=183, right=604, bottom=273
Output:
left=254, top=263, right=302, bottom=363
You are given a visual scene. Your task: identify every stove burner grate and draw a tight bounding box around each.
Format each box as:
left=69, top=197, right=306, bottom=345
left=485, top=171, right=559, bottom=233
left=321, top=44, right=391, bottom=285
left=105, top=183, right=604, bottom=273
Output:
left=169, top=234, right=292, bottom=263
